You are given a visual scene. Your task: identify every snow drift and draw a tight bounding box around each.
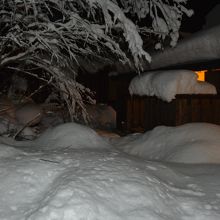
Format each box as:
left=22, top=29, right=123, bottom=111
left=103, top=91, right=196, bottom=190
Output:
left=112, top=123, right=220, bottom=164
left=0, top=123, right=110, bottom=150
left=1, top=122, right=220, bottom=219
left=129, top=69, right=217, bottom=102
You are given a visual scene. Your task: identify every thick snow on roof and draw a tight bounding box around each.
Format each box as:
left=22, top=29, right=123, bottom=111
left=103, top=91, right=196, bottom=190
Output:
left=129, top=69, right=217, bottom=102
left=1, top=122, right=220, bottom=219
left=148, top=25, right=220, bottom=69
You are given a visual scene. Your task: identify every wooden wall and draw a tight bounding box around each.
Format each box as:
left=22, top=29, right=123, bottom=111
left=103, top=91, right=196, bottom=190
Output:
left=77, top=69, right=220, bottom=133
left=123, top=95, right=220, bottom=133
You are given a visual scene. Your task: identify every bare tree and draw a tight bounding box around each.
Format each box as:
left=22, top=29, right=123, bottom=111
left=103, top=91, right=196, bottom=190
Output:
left=0, top=0, right=193, bottom=120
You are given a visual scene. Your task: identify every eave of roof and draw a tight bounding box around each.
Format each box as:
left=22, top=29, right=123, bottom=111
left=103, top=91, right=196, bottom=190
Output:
left=144, top=25, right=220, bottom=71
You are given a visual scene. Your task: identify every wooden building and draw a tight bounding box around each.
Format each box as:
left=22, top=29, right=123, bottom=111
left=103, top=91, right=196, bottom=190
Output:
left=126, top=94, right=220, bottom=132
left=80, top=26, right=220, bottom=133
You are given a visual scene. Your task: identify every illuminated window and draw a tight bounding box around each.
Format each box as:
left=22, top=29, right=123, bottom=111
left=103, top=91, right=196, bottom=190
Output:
left=194, top=70, right=207, bottom=81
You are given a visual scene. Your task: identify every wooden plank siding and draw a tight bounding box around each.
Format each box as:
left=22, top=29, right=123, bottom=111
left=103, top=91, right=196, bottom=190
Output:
left=124, top=95, right=220, bottom=133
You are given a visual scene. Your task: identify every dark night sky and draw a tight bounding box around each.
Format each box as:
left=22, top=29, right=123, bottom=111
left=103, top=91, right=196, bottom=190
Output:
left=181, top=0, right=219, bottom=32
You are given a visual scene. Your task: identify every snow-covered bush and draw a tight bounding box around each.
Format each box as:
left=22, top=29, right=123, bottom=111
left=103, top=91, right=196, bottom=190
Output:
left=0, top=0, right=192, bottom=120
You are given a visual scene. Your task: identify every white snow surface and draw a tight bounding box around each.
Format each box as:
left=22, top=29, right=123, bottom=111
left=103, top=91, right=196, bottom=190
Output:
left=111, top=123, right=220, bottom=164
left=147, top=25, right=220, bottom=69
left=129, top=69, right=217, bottom=102
left=0, top=122, right=220, bottom=220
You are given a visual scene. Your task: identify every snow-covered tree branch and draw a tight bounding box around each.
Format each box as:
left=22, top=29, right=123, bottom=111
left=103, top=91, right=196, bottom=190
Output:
left=0, top=0, right=192, bottom=120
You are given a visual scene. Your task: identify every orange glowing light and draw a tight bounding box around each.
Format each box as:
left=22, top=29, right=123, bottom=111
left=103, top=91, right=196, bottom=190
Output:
left=194, top=70, right=207, bottom=81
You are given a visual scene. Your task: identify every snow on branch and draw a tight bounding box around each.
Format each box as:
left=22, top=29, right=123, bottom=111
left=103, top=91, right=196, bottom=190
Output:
left=119, top=0, right=193, bottom=48
left=0, top=0, right=192, bottom=119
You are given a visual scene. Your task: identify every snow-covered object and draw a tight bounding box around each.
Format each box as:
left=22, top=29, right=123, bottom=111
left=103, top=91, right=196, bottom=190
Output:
left=1, top=122, right=110, bottom=150
left=0, top=118, right=37, bottom=140
left=112, top=123, right=220, bottom=164
left=148, top=25, right=220, bottom=69
left=0, top=123, right=220, bottom=219
left=129, top=69, right=217, bottom=102
left=0, top=118, right=17, bottom=136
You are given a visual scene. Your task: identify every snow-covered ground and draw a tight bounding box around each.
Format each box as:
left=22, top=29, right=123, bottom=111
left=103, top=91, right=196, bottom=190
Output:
left=111, top=123, right=220, bottom=164
left=0, top=122, right=220, bottom=220
left=129, top=69, right=217, bottom=102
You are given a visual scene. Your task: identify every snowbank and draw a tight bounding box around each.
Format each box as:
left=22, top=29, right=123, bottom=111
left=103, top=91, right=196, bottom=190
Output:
left=0, top=128, right=220, bottom=219
left=129, top=69, right=217, bottom=102
left=112, top=123, right=220, bottom=164
left=1, top=122, right=220, bottom=219
left=0, top=122, right=110, bottom=150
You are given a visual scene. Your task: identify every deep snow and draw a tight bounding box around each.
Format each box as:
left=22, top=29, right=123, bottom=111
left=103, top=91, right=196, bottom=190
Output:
left=129, top=69, right=217, bottom=102
left=0, top=122, right=220, bottom=220
left=111, top=123, right=220, bottom=164
left=148, top=25, right=220, bottom=69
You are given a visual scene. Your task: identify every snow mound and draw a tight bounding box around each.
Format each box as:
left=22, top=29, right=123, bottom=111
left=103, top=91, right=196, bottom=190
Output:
left=1, top=148, right=218, bottom=220
left=112, top=123, right=220, bottom=164
left=129, top=70, right=217, bottom=102
left=0, top=143, right=23, bottom=158
left=0, top=123, right=110, bottom=150
left=1, top=123, right=220, bottom=219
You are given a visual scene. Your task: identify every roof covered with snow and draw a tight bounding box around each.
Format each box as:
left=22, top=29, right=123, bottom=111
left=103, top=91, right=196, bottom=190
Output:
left=129, top=69, right=217, bottom=102
left=80, top=25, right=220, bottom=75
left=146, top=25, right=220, bottom=70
